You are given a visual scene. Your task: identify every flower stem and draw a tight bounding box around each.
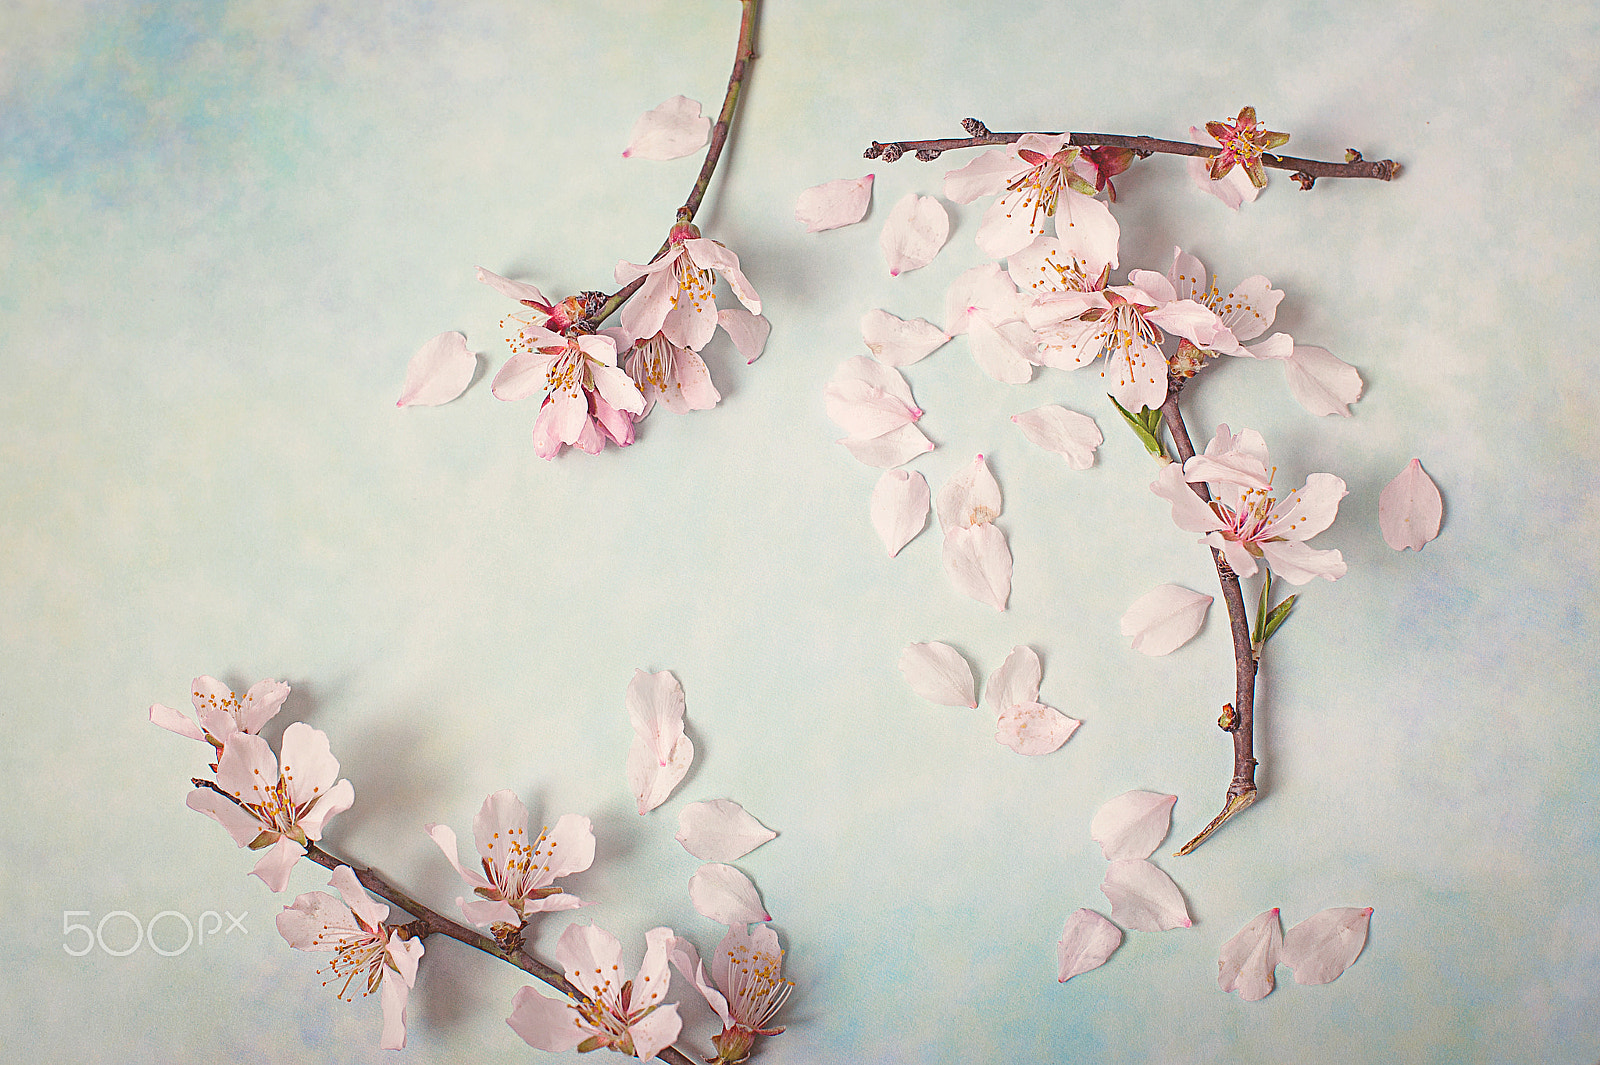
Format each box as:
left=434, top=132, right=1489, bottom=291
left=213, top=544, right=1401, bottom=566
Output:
left=1152, top=386, right=1263, bottom=856
left=865, top=118, right=1399, bottom=187
left=589, top=0, right=761, bottom=328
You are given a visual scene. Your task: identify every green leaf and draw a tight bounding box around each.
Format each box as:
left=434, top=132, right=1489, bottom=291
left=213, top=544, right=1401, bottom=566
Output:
left=1251, top=571, right=1272, bottom=645
left=1108, top=395, right=1166, bottom=458
left=575, top=1036, right=607, bottom=1054
left=1261, top=594, right=1297, bottom=645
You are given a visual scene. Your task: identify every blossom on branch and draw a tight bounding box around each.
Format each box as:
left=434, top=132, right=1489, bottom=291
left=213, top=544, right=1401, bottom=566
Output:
left=1203, top=106, right=1289, bottom=189
left=150, top=675, right=289, bottom=755
left=277, top=865, right=425, bottom=1050
left=618, top=329, right=721, bottom=415
left=943, top=133, right=1118, bottom=261
left=616, top=224, right=762, bottom=353
left=491, top=327, right=646, bottom=458
left=669, top=924, right=794, bottom=1065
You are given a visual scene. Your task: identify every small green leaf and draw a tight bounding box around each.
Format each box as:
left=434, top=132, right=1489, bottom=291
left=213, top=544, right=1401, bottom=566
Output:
left=575, top=1036, right=607, bottom=1054
left=1108, top=395, right=1166, bottom=459
left=1251, top=571, right=1272, bottom=645
left=1261, top=594, right=1297, bottom=645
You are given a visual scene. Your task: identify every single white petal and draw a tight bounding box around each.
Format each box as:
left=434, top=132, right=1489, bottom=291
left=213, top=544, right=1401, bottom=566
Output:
left=717, top=308, right=771, bottom=363
left=1283, top=345, right=1363, bottom=417
left=880, top=192, right=949, bottom=276
left=1378, top=458, right=1443, bottom=551
left=936, top=454, right=1002, bottom=530
left=622, top=95, right=710, bottom=160
left=476, top=266, right=549, bottom=307
left=628, top=733, right=693, bottom=815
left=795, top=174, right=874, bottom=232
left=943, top=524, right=1012, bottom=611
left=1012, top=405, right=1102, bottom=469
left=839, top=423, right=934, bottom=468
left=186, top=787, right=268, bottom=847
left=1057, top=908, right=1123, bottom=982
left=1100, top=859, right=1192, bottom=932
left=1166, top=248, right=1209, bottom=304
left=625, top=669, right=695, bottom=814
left=861, top=308, right=950, bottom=366
left=689, top=863, right=770, bottom=928
left=1090, top=791, right=1178, bottom=862
left=1212, top=276, right=1283, bottom=343
left=149, top=702, right=206, bottom=741
left=969, top=317, right=1038, bottom=383
left=1218, top=908, right=1283, bottom=1001
left=397, top=331, right=475, bottom=407
left=1151, top=463, right=1227, bottom=536
left=629, top=1002, right=683, bottom=1062
left=871, top=469, right=930, bottom=557
left=995, top=701, right=1079, bottom=755
left=898, top=641, right=977, bottom=708
left=506, top=985, right=585, bottom=1053
left=825, top=356, right=923, bottom=439
left=985, top=645, right=1041, bottom=710
left=1282, top=906, right=1373, bottom=985
left=1052, top=191, right=1120, bottom=272
left=276, top=889, right=354, bottom=951
left=1259, top=540, right=1348, bottom=585
left=676, top=800, right=777, bottom=862
left=1120, top=584, right=1213, bottom=656
left=944, top=263, right=1023, bottom=336
left=942, top=148, right=1020, bottom=203
left=492, top=351, right=556, bottom=403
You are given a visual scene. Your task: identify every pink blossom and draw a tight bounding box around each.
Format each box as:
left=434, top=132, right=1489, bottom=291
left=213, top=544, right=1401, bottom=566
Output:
left=491, top=327, right=646, bottom=458
left=149, top=675, right=288, bottom=755
left=618, top=329, right=721, bottom=414
left=615, top=224, right=761, bottom=352
left=943, top=133, right=1117, bottom=261
left=669, top=924, right=793, bottom=1065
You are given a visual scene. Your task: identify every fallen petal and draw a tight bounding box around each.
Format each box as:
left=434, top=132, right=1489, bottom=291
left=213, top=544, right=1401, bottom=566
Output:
left=624, top=669, right=695, bottom=814
left=1012, top=405, right=1102, bottom=470
left=1282, top=906, right=1372, bottom=985
left=839, top=423, right=934, bottom=468
left=985, top=645, right=1041, bottom=710
left=1057, top=908, right=1123, bottom=982
left=1120, top=584, right=1213, bottom=656
left=898, top=641, right=977, bottom=708
left=397, top=331, right=475, bottom=407
left=943, top=524, right=1011, bottom=611
left=861, top=308, right=950, bottom=366
left=825, top=356, right=922, bottom=439
left=1283, top=345, right=1363, bottom=417
left=995, top=701, right=1079, bottom=755
left=1378, top=459, right=1443, bottom=551
left=795, top=174, right=874, bottom=232
left=936, top=454, right=1002, bottom=530
left=1090, top=791, right=1177, bottom=861
left=623, top=95, right=710, bottom=160
left=880, top=192, right=949, bottom=276
left=871, top=469, right=930, bottom=557
left=1218, top=908, right=1283, bottom=1001
left=676, top=800, right=777, bottom=862
left=1100, top=859, right=1191, bottom=931
left=689, top=863, right=771, bottom=928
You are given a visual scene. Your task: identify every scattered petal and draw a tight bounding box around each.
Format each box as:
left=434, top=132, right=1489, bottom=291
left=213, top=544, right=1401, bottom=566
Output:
left=1090, top=791, right=1177, bottom=861
left=995, top=702, right=1079, bottom=755
left=1012, top=405, right=1102, bottom=469
left=871, top=469, right=931, bottom=557
left=942, top=523, right=1012, bottom=611
left=623, top=95, right=710, bottom=160
left=861, top=308, right=950, bottom=366
left=969, top=316, right=1039, bottom=384
left=936, top=455, right=1002, bottom=530
left=795, top=174, right=874, bottom=232
left=1218, top=908, right=1284, bottom=1001
left=1100, top=859, right=1191, bottom=931
left=1282, top=906, right=1372, bottom=985
left=825, top=356, right=923, bottom=439
left=1283, top=345, right=1363, bottom=417
left=689, top=863, right=771, bottom=929
left=718, top=308, right=771, bottom=363
left=1120, top=584, right=1213, bottom=656
left=397, top=331, right=475, bottom=407
left=1378, top=459, right=1443, bottom=551
left=625, top=669, right=695, bottom=814
left=839, top=423, right=934, bottom=468
left=1057, top=908, right=1123, bottom=982
left=985, top=645, right=1041, bottom=711
left=898, top=641, right=977, bottom=708
left=676, top=800, right=777, bottom=862
left=880, top=192, right=949, bottom=276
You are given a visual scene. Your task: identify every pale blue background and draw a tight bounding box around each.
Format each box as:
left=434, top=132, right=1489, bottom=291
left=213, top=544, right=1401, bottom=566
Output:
left=3, top=1, right=1597, bottom=1063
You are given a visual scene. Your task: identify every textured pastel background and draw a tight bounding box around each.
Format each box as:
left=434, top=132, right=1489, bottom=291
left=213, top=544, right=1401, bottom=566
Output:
left=3, top=1, right=1597, bottom=1062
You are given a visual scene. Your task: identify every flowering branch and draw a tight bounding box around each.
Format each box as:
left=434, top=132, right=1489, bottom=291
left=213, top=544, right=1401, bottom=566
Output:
left=589, top=0, right=761, bottom=329
left=865, top=117, right=1399, bottom=189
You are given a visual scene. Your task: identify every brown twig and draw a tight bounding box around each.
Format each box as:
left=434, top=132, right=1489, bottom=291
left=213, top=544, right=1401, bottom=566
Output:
left=1152, top=384, right=1263, bottom=856
left=864, top=117, right=1400, bottom=188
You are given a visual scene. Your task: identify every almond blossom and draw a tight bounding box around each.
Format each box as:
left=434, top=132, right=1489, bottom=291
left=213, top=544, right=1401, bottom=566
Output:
left=185, top=722, right=354, bottom=892
left=616, top=223, right=762, bottom=353
left=1203, top=106, right=1290, bottom=189
left=942, top=133, right=1118, bottom=261
left=491, top=326, right=646, bottom=458
left=507, top=924, right=681, bottom=1061
left=617, top=329, right=720, bottom=415
left=669, top=924, right=794, bottom=1065
left=425, top=790, right=595, bottom=929
left=277, top=865, right=425, bottom=1050
left=1164, top=248, right=1288, bottom=359
left=150, top=674, right=289, bottom=755
left=1151, top=424, right=1348, bottom=584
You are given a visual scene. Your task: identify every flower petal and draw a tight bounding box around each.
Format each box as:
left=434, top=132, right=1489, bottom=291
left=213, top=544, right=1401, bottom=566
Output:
left=1091, top=791, right=1177, bottom=862
left=249, top=836, right=306, bottom=893
left=936, top=455, right=1002, bottom=530
left=825, top=356, right=922, bottom=439
left=276, top=889, right=355, bottom=951
left=1218, top=908, right=1283, bottom=1001
left=871, top=469, right=930, bottom=557
left=676, top=800, right=777, bottom=862
left=942, top=524, right=1012, bottom=611
left=985, top=645, right=1041, bottom=710
left=1052, top=192, right=1120, bottom=272
left=1057, top=908, right=1123, bottom=982
left=625, top=669, right=695, bottom=814
left=1119, top=584, right=1212, bottom=656
left=1187, top=146, right=1261, bottom=209
left=995, top=701, right=1079, bottom=755
left=149, top=701, right=206, bottom=741
left=629, top=1003, right=683, bottom=1062
left=397, top=331, right=475, bottom=407
left=476, top=266, right=548, bottom=306
left=945, top=263, right=1024, bottom=336
left=839, top=423, right=934, bottom=468
left=898, top=641, right=977, bottom=708
left=1012, top=405, right=1102, bottom=469
left=622, top=95, right=710, bottom=160
left=795, top=174, right=874, bottom=232
left=880, top=192, right=949, bottom=276
left=1100, top=859, right=1192, bottom=931
left=667, top=936, right=732, bottom=1026
left=1378, top=458, right=1443, bottom=551
left=1283, top=345, right=1363, bottom=417
left=861, top=308, right=950, bottom=367
left=1282, top=906, right=1373, bottom=985
left=379, top=952, right=414, bottom=1049
left=506, top=986, right=584, bottom=1053
left=689, top=863, right=771, bottom=928
left=1151, top=463, right=1227, bottom=536
left=969, top=317, right=1038, bottom=384
left=942, top=147, right=1020, bottom=203
left=277, top=722, right=345, bottom=810
left=717, top=308, right=771, bottom=363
